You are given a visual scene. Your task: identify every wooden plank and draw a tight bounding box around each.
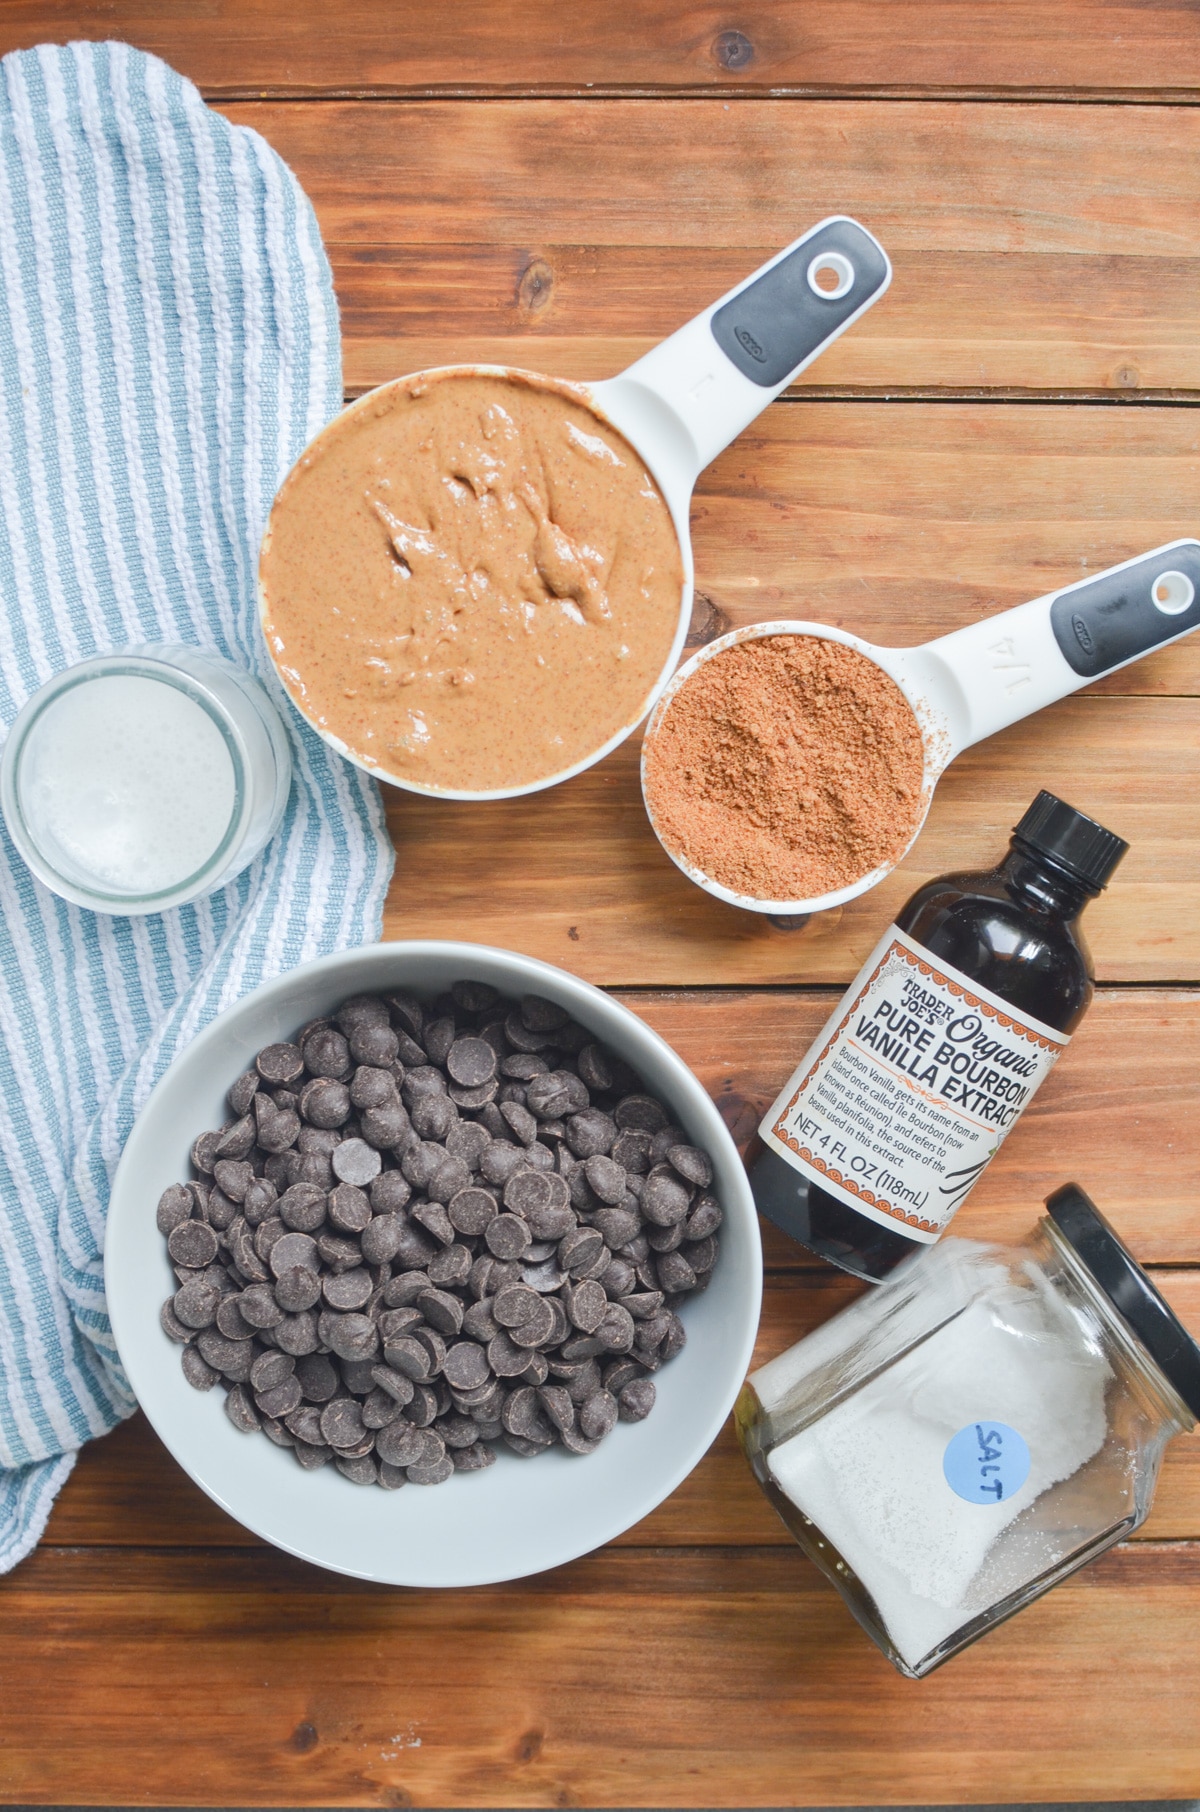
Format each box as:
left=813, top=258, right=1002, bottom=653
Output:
left=4, top=1542, right=1200, bottom=1804
left=382, top=698, right=1200, bottom=985
left=224, top=99, right=1200, bottom=253
left=42, top=1269, right=1200, bottom=1551
left=333, top=246, right=1200, bottom=397
left=2, top=2, right=1198, bottom=97
left=682, top=401, right=1200, bottom=694
left=219, top=99, right=1200, bottom=393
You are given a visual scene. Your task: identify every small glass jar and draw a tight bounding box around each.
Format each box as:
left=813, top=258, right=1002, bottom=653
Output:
left=0, top=644, right=292, bottom=915
left=737, top=1185, right=1200, bottom=1678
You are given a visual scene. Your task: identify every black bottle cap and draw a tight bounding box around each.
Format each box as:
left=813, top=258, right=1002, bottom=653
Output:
left=1012, top=790, right=1128, bottom=891
left=1047, top=1184, right=1200, bottom=1420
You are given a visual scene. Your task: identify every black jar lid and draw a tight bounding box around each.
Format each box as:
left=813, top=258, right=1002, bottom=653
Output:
left=1013, top=791, right=1128, bottom=891
left=1047, top=1184, right=1200, bottom=1419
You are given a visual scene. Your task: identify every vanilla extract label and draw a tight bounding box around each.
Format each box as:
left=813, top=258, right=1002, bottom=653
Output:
left=760, top=925, right=1067, bottom=1241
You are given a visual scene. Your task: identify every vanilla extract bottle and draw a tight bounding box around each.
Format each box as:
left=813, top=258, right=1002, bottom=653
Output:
left=750, top=792, right=1128, bottom=1282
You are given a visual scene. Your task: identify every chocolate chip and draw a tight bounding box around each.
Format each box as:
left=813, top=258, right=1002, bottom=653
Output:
left=521, top=995, right=569, bottom=1034
left=329, top=1139, right=381, bottom=1187
left=579, top=1389, right=618, bottom=1441
left=427, top=1151, right=471, bottom=1204
left=250, top=1349, right=294, bottom=1393
left=303, top=1027, right=351, bottom=1080
left=594, top=1207, right=641, bottom=1250
left=564, top=1108, right=618, bottom=1159
left=685, top=1193, right=723, bottom=1240
left=216, top=1115, right=257, bottom=1161
left=322, top=1182, right=369, bottom=1234
left=509, top=1296, right=555, bottom=1348
left=355, top=1214, right=398, bottom=1266
left=215, top=1295, right=257, bottom=1342
left=427, top=1242, right=473, bottom=1288
left=269, top=1231, right=319, bottom=1278
left=560, top=1227, right=605, bottom=1277
left=499, top=1100, right=538, bottom=1147
left=525, top=1074, right=571, bottom=1121
left=374, top=1419, right=428, bottom=1468
left=293, top=1440, right=332, bottom=1470
left=275, top=1182, right=324, bottom=1234
left=487, top=1330, right=532, bottom=1378
left=322, top=1267, right=373, bottom=1311
left=657, top=1250, right=698, bottom=1294
left=321, top=1311, right=379, bottom=1362
left=369, top=1365, right=416, bottom=1407
left=257, top=1043, right=305, bottom=1086
left=446, top=1035, right=497, bottom=1088
left=156, top=1184, right=194, bottom=1235
left=415, top=1287, right=464, bottom=1337
left=255, top=1376, right=303, bottom=1419
left=167, top=1220, right=218, bottom=1269
left=275, top=1310, right=321, bottom=1356
left=492, top=1284, right=541, bottom=1328
left=213, top=1159, right=253, bottom=1203
left=411, top=1096, right=457, bottom=1149
left=197, top=1328, right=254, bottom=1379
left=237, top=1283, right=284, bottom=1330
left=160, top=1297, right=193, bottom=1343
left=173, top=1277, right=221, bottom=1329
left=485, top=1214, right=531, bottom=1260
left=565, top=1278, right=607, bottom=1333
left=640, top=1166, right=691, bottom=1227
left=405, top=1381, right=441, bottom=1426
left=442, top=1341, right=490, bottom=1391
left=225, top=1383, right=261, bottom=1432
left=596, top=1302, right=636, bottom=1353
left=318, top=1397, right=366, bottom=1450
left=228, top=1070, right=261, bottom=1116
left=618, top=1378, right=656, bottom=1422
left=443, top=1187, right=494, bottom=1239
left=370, top=1170, right=412, bottom=1214
left=349, top=1023, right=400, bottom=1068
left=383, top=1336, right=431, bottom=1382
left=181, top=1345, right=220, bottom=1391
left=583, top=1154, right=626, bottom=1204
left=611, top=1128, right=652, bottom=1174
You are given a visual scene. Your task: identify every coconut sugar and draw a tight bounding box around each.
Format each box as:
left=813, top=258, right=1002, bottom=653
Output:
left=642, top=634, right=926, bottom=900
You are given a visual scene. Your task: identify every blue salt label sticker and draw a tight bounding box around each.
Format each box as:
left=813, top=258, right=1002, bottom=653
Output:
left=943, top=1421, right=1031, bottom=1504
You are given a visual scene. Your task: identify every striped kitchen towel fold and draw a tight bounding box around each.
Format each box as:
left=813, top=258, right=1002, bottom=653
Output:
left=0, top=40, right=394, bottom=1570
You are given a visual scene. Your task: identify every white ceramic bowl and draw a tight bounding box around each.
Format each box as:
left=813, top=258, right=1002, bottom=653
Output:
left=105, top=941, right=762, bottom=1586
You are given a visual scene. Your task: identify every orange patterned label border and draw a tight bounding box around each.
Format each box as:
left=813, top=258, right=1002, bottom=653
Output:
left=770, top=934, right=1063, bottom=1235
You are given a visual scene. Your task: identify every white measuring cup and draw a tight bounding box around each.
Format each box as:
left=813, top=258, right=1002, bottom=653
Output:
left=259, top=216, right=891, bottom=800
left=642, top=538, right=1200, bottom=914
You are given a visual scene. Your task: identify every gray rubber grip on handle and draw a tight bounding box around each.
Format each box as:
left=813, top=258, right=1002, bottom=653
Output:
left=1050, top=541, right=1200, bottom=677
left=709, top=219, right=890, bottom=388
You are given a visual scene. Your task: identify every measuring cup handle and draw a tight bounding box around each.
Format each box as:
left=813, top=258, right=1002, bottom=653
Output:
left=593, top=217, right=891, bottom=489
left=923, top=540, right=1200, bottom=757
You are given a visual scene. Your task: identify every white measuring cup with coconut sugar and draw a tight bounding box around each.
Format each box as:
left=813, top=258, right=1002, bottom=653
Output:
left=259, top=217, right=891, bottom=800
left=642, top=538, right=1200, bottom=915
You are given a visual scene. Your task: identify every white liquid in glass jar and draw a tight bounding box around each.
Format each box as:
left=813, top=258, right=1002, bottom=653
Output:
left=19, top=673, right=238, bottom=897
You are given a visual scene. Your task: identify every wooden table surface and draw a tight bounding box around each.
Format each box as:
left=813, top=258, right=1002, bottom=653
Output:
left=3, top=3, right=1200, bottom=1804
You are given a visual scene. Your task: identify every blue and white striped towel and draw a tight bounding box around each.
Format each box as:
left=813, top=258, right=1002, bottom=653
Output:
left=0, top=41, right=394, bottom=1570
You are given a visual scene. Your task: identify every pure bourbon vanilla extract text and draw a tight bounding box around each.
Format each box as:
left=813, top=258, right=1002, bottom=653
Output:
left=750, top=792, right=1128, bottom=1281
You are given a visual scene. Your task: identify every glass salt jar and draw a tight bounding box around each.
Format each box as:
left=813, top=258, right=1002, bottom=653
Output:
left=0, top=644, right=292, bottom=915
left=737, top=1185, right=1200, bottom=1678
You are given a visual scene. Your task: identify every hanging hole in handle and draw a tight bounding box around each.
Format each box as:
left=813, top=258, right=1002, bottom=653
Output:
left=1151, top=569, right=1195, bottom=616
left=806, top=251, right=855, bottom=301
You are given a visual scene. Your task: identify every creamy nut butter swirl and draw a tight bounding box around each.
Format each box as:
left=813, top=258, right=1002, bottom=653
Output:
left=259, top=370, right=684, bottom=793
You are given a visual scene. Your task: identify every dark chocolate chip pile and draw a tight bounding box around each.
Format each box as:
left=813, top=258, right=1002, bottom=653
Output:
left=159, top=981, right=722, bottom=1488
